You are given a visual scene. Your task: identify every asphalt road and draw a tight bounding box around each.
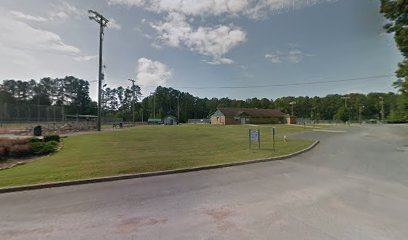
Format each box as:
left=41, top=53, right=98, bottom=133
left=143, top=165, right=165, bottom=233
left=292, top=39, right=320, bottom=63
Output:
left=0, top=124, right=407, bottom=240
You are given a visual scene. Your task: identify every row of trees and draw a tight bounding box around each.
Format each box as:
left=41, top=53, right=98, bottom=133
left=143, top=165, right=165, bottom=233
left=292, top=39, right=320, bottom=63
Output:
left=0, top=77, right=402, bottom=123
left=0, top=76, right=96, bottom=115
left=380, top=0, right=408, bottom=122
left=132, top=86, right=398, bottom=123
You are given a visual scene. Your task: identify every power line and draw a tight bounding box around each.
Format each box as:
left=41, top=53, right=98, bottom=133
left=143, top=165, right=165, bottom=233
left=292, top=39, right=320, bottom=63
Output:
left=177, top=74, right=394, bottom=89
left=136, top=74, right=394, bottom=90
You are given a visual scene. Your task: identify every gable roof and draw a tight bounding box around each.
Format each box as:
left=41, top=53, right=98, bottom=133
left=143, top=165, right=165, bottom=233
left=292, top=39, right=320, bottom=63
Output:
left=216, top=108, right=285, bottom=118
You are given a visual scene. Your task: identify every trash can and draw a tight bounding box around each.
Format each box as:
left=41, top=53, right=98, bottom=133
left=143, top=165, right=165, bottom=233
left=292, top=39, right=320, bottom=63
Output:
left=33, top=125, right=42, bottom=136
left=119, top=122, right=123, bottom=128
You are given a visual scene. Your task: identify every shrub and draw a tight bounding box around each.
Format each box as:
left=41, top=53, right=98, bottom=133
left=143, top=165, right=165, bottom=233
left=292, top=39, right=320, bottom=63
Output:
left=28, top=137, right=42, bottom=143
left=44, top=135, right=60, bottom=142
left=30, top=141, right=58, bottom=155
left=31, top=142, right=45, bottom=155
left=43, top=141, right=58, bottom=154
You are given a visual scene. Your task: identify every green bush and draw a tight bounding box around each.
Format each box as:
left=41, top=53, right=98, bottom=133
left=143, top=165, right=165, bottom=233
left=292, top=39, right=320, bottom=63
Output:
left=43, top=141, right=58, bottom=154
left=30, top=141, right=59, bottom=155
left=28, top=137, right=42, bottom=143
left=31, top=142, right=45, bottom=155
left=44, top=135, right=60, bottom=142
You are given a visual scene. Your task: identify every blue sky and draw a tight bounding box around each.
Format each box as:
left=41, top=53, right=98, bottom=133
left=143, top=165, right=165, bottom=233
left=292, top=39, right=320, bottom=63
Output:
left=0, top=0, right=402, bottom=100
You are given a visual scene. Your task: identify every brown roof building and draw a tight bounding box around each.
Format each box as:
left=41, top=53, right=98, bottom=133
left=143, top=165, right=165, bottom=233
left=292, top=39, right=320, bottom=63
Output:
left=210, top=107, right=285, bottom=125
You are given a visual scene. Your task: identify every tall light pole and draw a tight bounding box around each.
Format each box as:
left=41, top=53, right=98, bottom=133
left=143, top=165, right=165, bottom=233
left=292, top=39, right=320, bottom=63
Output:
left=359, top=105, right=365, bottom=124
left=128, top=79, right=136, bottom=125
left=150, top=92, right=156, bottom=119
left=89, top=10, right=109, bottom=131
left=177, top=95, right=180, bottom=122
left=341, top=96, right=351, bottom=124
left=379, top=96, right=385, bottom=123
left=289, top=101, right=296, bottom=116
left=341, top=96, right=350, bottom=108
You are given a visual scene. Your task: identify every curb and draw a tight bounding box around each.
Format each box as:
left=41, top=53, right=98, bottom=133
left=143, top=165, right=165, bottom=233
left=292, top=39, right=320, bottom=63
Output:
left=0, top=140, right=319, bottom=194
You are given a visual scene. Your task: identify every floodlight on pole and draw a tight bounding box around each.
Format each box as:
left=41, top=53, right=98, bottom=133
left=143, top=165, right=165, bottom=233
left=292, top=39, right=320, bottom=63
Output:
left=150, top=91, right=156, bottom=119
left=379, top=96, right=385, bottom=123
left=289, top=101, right=296, bottom=117
left=341, top=96, right=350, bottom=108
left=177, top=94, right=180, bottom=122
left=128, top=79, right=136, bottom=125
left=88, top=9, right=109, bottom=131
left=359, top=105, right=365, bottom=124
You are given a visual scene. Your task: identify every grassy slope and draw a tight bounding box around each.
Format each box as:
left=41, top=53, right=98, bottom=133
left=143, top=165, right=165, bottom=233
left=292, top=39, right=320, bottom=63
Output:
left=0, top=124, right=314, bottom=187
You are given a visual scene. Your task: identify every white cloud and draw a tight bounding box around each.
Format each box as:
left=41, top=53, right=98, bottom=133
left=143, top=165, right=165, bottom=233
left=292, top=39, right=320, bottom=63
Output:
left=204, top=57, right=235, bottom=65
left=265, top=49, right=313, bottom=64
left=9, top=10, right=47, bottom=22
left=287, top=50, right=303, bottom=63
left=108, top=0, right=332, bottom=64
left=0, top=9, right=81, bottom=56
left=74, top=55, right=98, bottom=62
left=151, top=13, right=246, bottom=64
left=0, top=8, right=97, bottom=83
left=108, top=18, right=122, bottom=30
left=265, top=53, right=282, bottom=64
left=48, top=2, right=83, bottom=21
left=186, top=25, right=246, bottom=62
left=10, top=2, right=85, bottom=24
left=108, top=0, right=335, bottom=19
left=136, top=58, right=172, bottom=96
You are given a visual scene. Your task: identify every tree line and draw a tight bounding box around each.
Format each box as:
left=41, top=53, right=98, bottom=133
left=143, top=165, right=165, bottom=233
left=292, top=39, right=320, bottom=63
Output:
left=1, top=77, right=401, bottom=123
left=0, top=76, right=96, bottom=116
left=138, top=86, right=398, bottom=123
left=380, top=0, right=408, bottom=122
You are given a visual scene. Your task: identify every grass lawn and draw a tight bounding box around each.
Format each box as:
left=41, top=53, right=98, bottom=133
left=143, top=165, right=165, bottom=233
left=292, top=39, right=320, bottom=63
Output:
left=0, top=124, right=314, bottom=187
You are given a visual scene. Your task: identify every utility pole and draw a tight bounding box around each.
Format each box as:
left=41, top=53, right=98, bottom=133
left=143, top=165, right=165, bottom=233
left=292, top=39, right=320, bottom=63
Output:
left=150, top=91, right=156, bottom=119
left=177, top=95, right=180, bottom=122
left=289, top=101, right=296, bottom=116
left=359, top=105, right=365, bottom=124
left=89, top=10, right=109, bottom=131
left=341, top=96, right=350, bottom=108
left=128, top=79, right=136, bottom=125
left=341, top=96, right=351, bottom=124
left=379, top=96, right=385, bottom=123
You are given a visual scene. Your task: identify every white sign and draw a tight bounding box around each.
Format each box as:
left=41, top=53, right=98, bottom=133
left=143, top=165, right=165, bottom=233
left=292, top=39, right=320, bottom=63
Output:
left=250, top=129, right=259, bottom=142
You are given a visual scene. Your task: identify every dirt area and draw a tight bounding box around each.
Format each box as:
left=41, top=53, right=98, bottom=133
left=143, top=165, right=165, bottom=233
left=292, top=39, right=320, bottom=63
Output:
left=0, top=156, right=37, bottom=170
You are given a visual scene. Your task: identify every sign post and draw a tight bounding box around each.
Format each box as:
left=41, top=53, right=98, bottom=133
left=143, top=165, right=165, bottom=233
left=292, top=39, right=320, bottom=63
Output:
left=272, top=127, right=276, bottom=151
left=249, top=129, right=260, bottom=149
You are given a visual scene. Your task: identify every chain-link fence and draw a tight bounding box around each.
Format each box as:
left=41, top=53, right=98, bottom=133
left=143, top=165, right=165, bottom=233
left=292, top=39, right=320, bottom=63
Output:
left=0, top=103, right=123, bottom=136
left=0, top=103, right=65, bottom=124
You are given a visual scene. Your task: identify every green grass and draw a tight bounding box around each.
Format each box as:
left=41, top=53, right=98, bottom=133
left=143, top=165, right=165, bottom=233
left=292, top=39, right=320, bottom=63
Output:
left=0, top=124, right=314, bottom=187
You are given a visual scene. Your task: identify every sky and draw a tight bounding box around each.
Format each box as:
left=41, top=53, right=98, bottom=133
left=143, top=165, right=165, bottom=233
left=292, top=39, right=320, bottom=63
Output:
left=0, top=0, right=403, bottom=100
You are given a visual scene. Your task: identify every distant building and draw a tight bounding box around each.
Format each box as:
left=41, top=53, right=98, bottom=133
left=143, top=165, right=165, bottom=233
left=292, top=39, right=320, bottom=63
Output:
left=286, top=116, right=297, bottom=125
left=164, top=116, right=177, bottom=125
left=210, top=107, right=285, bottom=125
left=147, top=118, right=162, bottom=125
left=188, top=119, right=211, bottom=124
